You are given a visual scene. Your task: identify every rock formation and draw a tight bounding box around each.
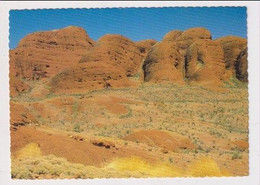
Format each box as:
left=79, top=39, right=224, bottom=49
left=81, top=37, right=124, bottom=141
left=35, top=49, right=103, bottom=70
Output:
left=79, top=34, right=143, bottom=77
left=135, top=39, right=157, bottom=57
left=143, top=27, right=213, bottom=83
left=185, top=40, right=226, bottom=83
left=235, top=47, right=248, bottom=82
left=162, top=30, right=183, bottom=42
left=174, top=27, right=212, bottom=49
left=10, top=26, right=248, bottom=95
left=215, top=36, right=247, bottom=78
left=10, top=26, right=94, bottom=80
left=142, top=27, right=248, bottom=84
left=49, top=62, right=133, bottom=94
left=142, top=41, right=183, bottom=83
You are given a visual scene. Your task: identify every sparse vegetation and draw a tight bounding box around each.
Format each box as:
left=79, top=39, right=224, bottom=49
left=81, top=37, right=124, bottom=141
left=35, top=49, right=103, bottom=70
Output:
left=11, top=83, right=249, bottom=178
left=73, top=123, right=83, bottom=133
left=232, top=152, right=243, bottom=160
left=11, top=153, right=231, bottom=179
left=119, top=106, right=133, bottom=119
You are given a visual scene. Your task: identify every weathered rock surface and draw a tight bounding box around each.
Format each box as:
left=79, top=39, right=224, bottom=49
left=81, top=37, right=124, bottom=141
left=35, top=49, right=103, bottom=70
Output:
left=10, top=26, right=94, bottom=80
left=143, top=28, right=212, bottom=83
left=49, top=62, right=133, bottom=94
left=162, top=30, right=183, bottom=42
left=135, top=39, right=157, bottom=57
left=175, top=27, right=212, bottom=50
left=79, top=34, right=143, bottom=77
left=10, top=77, right=31, bottom=97
left=215, top=36, right=247, bottom=78
left=185, top=40, right=226, bottom=83
left=236, top=47, right=248, bottom=82
left=142, top=41, right=183, bottom=83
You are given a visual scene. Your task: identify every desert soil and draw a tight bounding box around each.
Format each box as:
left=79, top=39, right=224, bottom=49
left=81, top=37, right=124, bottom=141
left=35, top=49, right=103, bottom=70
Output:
left=10, top=81, right=248, bottom=178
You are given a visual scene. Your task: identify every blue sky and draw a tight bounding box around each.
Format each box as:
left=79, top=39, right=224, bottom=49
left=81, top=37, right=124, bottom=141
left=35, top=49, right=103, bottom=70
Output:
left=9, top=7, right=247, bottom=49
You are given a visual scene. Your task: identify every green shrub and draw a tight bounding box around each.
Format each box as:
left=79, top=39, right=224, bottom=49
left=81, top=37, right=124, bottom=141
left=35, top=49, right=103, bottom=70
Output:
left=232, top=152, right=242, bottom=160
left=73, top=124, right=83, bottom=133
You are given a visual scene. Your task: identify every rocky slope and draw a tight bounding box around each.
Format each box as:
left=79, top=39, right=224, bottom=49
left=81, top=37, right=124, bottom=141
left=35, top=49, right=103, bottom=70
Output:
left=10, top=77, right=31, bottom=97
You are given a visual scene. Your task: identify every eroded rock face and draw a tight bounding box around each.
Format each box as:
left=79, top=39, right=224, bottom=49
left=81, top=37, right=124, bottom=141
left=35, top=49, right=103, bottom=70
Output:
left=236, top=47, right=248, bottom=82
left=175, top=27, right=212, bottom=50
left=79, top=34, right=143, bottom=77
left=142, top=41, right=183, bottom=83
left=135, top=39, right=157, bottom=57
left=175, top=28, right=212, bottom=75
left=215, top=36, right=247, bottom=78
left=10, top=77, right=31, bottom=97
left=10, top=26, right=95, bottom=80
left=49, top=62, right=133, bottom=94
left=143, top=28, right=212, bottom=83
left=185, top=40, right=225, bottom=83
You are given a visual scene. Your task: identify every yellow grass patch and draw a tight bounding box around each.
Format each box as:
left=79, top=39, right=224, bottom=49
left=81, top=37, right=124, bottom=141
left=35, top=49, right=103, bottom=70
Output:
left=11, top=154, right=231, bottom=179
left=186, top=157, right=230, bottom=177
left=16, top=143, right=42, bottom=159
left=106, top=156, right=230, bottom=177
left=106, top=157, right=183, bottom=177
